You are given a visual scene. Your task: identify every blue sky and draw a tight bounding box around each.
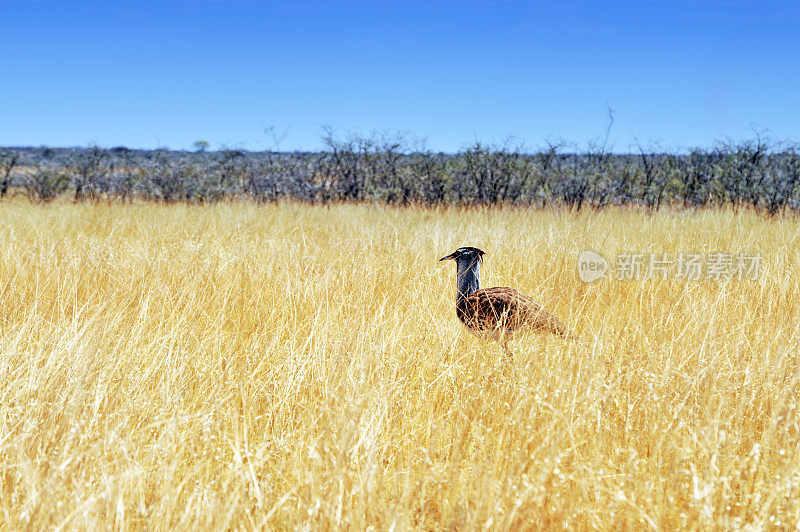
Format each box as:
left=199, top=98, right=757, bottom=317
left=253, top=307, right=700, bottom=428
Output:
left=2, top=0, right=799, bottom=152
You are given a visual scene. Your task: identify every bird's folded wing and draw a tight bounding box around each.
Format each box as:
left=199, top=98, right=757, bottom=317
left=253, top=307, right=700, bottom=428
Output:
left=466, top=287, right=574, bottom=338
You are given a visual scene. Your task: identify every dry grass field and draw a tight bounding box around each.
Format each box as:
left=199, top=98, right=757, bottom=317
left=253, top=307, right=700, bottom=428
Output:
left=1, top=200, right=799, bottom=529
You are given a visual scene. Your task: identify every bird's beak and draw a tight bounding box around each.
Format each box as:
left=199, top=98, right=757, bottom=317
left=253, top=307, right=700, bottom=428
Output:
left=439, top=252, right=456, bottom=261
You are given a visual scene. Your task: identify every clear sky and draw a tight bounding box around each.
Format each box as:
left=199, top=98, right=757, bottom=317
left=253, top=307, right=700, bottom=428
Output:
left=3, top=0, right=799, bottom=152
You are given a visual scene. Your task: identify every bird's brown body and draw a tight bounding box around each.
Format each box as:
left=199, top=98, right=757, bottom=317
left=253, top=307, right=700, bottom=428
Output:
left=457, top=287, right=573, bottom=341
left=441, top=246, right=574, bottom=354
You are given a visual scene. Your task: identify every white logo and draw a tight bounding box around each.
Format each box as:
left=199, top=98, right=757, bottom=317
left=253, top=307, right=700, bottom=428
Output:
left=577, top=249, right=609, bottom=283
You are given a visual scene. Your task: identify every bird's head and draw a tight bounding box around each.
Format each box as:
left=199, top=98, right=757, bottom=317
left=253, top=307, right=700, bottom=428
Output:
left=439, top=246, right=485, bottom=265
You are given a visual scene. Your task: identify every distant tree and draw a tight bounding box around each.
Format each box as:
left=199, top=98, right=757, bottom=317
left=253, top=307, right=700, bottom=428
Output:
left=455, top=140, right=531, bottom=205
left=25, top=164, right=70, bottom=203
left=70, top=145, right=112, bottom=202
left=264, top=126, right=290, bottom=151
left=193, top=140, right=210, bottom=153
left=1, top=148, right=20, bottom=197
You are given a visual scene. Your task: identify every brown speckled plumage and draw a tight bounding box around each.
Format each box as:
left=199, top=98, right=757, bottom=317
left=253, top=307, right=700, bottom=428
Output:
left=441, top=246, right=574, bottom=354
left=457, top=287, right=573, bottom=339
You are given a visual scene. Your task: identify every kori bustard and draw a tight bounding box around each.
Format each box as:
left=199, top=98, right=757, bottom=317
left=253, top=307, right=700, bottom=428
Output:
left=440, top=246, right=574, bottom=354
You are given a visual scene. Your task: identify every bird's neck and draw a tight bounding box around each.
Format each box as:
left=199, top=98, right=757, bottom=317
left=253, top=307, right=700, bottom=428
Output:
left=455, top=259, right=481, bottom=303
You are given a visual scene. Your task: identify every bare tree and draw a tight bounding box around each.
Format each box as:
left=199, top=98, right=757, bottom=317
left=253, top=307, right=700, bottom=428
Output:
left=25, top=164, right=70, bottom=203
left=70, top=145, right=113, bottom=202
left=409, top=151, right=449, bottom=204
left=0, top=149, right=20, bottom=197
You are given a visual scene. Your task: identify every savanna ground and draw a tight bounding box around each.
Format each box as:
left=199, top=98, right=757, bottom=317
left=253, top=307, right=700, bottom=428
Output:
left=0, top=200, right=799, bottom=529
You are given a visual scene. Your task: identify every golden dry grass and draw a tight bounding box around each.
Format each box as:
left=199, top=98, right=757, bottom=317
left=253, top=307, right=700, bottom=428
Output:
left=1, top=200, right=799, bottom=529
